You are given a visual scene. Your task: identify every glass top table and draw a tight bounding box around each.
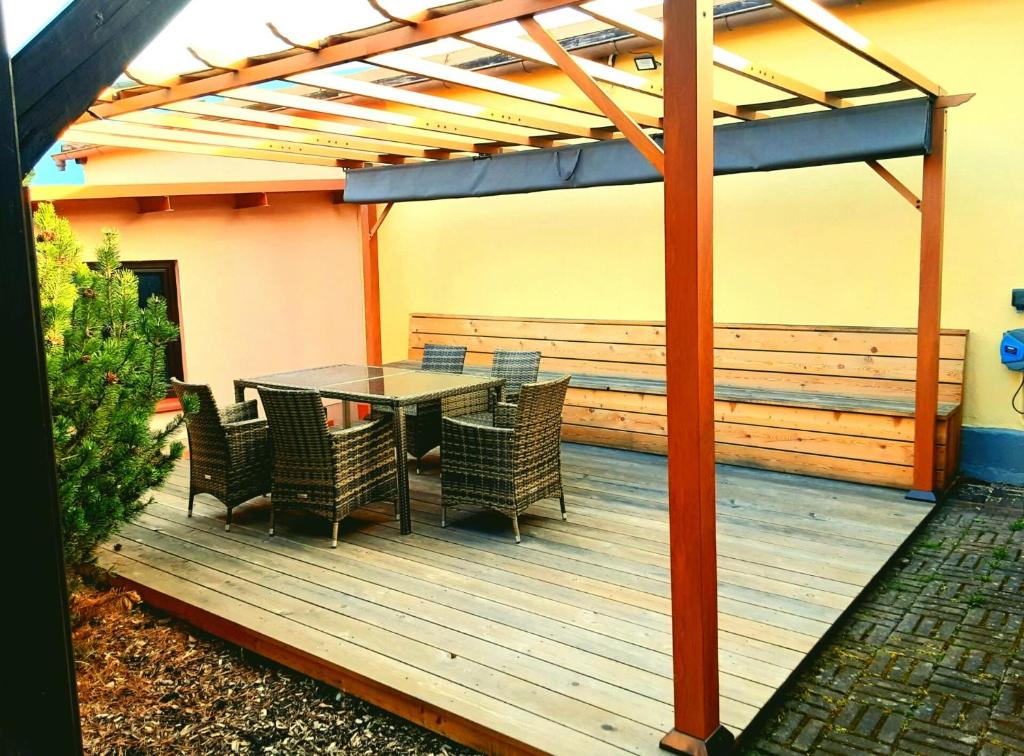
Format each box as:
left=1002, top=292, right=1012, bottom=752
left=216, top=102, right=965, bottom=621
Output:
left=234, top=364, right=504, bottom=535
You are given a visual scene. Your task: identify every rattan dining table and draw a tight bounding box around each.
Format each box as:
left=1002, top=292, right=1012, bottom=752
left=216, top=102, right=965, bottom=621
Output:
left=234, top=364, right=504, bottom=535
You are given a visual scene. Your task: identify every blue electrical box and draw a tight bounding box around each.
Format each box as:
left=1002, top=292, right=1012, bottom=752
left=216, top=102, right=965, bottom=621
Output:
left=1001, top=329, right=1024, bottom=370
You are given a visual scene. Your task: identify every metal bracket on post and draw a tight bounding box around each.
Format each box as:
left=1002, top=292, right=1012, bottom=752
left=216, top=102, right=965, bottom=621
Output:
left=661, top=725, right=735, bottom=755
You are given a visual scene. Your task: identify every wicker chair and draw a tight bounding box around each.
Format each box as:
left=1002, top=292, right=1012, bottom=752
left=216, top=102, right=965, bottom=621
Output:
left=453, top=349, right=543, bottom=424
left=257, top=385, right=398, bottom=547
left=404, top=343, right=468, bottom=472
left=440, top=375, right=570, bottom=543
left=171, top=379, right=271, bottom=531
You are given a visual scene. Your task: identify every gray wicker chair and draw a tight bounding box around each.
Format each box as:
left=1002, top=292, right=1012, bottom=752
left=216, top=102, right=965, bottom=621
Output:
left=452, top=349, right=543, bottom=424
left=258, top=385, right=398, bottom=547
left=404, top=343, right=468, bottom=472
left=440, top=375, right=570, bottom=543
left=171, top=379, right=271, bottom=531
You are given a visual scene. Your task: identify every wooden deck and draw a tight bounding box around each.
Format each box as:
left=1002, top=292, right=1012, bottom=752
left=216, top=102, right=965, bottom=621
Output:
left=97, top=443, right=933, bottom=755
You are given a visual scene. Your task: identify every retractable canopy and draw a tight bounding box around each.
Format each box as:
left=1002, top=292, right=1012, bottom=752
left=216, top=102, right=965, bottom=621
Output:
left=343, top=97, right=933, bottom=202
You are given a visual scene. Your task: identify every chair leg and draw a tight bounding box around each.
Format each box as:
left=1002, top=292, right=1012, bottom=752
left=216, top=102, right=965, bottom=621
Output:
left=331, top=521, right=340, bottom=549
left=415, top=457, right=421, bottom=475
left=441, top=503, right=447, bottom=528
left=512, top=511, right=521, bottom=544
left=559, top=491, right=567, bottom=521
left=268, top=507, right=275, bottom=537
left=225, top=506, right=232, bottom=532
left=188, top=488, right=195, bottom=517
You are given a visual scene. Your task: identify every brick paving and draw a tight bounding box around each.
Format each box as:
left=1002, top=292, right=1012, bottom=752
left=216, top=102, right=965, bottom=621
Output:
left=743, top=481, right=1024, bottom=755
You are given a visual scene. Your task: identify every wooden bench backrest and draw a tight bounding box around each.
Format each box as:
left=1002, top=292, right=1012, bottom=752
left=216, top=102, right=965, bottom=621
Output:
left=409, top=315, right=968, bottom=404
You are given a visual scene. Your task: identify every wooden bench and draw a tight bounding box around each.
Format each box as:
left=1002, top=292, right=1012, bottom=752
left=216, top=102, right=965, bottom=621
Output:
left=405, top=314, right=968, bottom=491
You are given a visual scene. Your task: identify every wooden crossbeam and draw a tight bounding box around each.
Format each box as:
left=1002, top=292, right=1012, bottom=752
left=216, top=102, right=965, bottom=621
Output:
left=464, top=25, right=664, bottom=97
left=462, top=24, right=763, bottom=121
left=73, top=119, right=406, bottom=163
left=61, top=127, right=346, bottom=167
left=773, top=0, right=943, bottom=96
left=77, top=0, right=587, bottom=122
left=114, top=110, right=419, bottom=162
left=867, top=160, right=921, bottom=210
left=520, top=16, right=664, bottom=174
left=168, top=99, right=492, bottom=155
left=366, top=51, right=664, bottom=128
left=220, top=85, right=555, bottom=149
left=161, top=100, right=443, bottom=159
left=289, top=70, right=612, bottom=140
left=580, top=2, right=848, bottom=109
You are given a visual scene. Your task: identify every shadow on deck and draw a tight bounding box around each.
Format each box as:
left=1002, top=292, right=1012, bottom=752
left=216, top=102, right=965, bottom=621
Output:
left=98, top=443, right=934, bottom=755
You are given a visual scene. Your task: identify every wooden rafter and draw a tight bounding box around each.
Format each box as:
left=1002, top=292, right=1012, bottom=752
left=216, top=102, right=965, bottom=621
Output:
left=289, top=70, right=614, bottom=141
left=220, top=85, right=555, bottom=148
left=72, top=119, right=406, bottom=163
left=61, top=127, right=346, bottom=167
left=112, top=110, right=417, bottom=161
left=366, top=51, right=664, bottom=128
left=580, top=2, right=849, bottom=109
left=520, top=16, right=664, bottom=173
left=76, top=0, right=588, bottom=122
left=161, top=100, right=443, bottom=159
left=168, top=98, right=492, bottom=155
left=773, top=0, right=943, bottom=96
left=461, top=24, right=763, bottom=121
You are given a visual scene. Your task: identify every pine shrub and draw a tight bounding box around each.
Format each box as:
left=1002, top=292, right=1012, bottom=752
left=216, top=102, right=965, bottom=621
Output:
left=34, top=202, right=185, bottom=569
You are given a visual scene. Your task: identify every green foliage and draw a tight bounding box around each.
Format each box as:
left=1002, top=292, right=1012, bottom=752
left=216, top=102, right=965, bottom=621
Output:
left=35, top=202, right=185, bottom=569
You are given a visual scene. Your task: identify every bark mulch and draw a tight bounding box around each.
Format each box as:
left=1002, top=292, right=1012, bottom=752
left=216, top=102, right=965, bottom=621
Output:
left=72, top=583, right=477, bottom=755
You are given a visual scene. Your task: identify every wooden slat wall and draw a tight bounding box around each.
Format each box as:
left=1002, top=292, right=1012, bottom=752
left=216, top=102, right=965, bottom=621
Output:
left=409, top=315, right=968, bottom=490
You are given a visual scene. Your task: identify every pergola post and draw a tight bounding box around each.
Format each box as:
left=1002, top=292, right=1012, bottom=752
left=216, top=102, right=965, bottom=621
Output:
left=660, top=1, right=732, bottom=753
left=359, top=203, right=383, bottom=365
left=908, top=105, right=947, bottom=502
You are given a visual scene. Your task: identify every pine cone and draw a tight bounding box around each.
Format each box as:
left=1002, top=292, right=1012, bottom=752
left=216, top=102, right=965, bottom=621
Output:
left=105, top=372, right=119, bottom=384
left=82, top=287, right=96, bottom=299
left=80, top=354, right=92, bottom=364
left=35, top=230, right=56, bottom=243
left=102, top=324, right=112, bottom=339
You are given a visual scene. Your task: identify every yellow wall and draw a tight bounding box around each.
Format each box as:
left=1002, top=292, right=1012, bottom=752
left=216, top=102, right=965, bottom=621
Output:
left=379, top=0, right=1024, bottom=431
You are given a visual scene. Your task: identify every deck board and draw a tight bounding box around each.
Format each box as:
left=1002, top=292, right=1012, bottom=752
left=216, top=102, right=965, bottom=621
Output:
left=98, top=443, right=932, bottom=754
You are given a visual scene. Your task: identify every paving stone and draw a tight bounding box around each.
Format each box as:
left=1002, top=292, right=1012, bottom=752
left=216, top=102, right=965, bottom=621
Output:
left=743, top=481, right=1024, bottom=756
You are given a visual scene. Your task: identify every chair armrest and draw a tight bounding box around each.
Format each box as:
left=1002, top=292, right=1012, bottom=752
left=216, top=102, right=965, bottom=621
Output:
left=221, top=399, right=258, bottom=424
left=329, top=416, right=394, bottom=461
left=493, top=403, right=518, bottom=428
left=442, top=416, right=513, bottom=437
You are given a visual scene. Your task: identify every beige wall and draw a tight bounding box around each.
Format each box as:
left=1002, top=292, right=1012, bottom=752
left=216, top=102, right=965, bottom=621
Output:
left=378, top=0, right=1024, bottom=433
left=54, top=191, right=365, bottom=406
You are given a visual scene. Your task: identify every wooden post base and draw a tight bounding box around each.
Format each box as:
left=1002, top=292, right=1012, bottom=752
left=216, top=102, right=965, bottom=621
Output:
left=906, top=489, right=938, bottom=503
left=660, top=725, right=735, bottom=755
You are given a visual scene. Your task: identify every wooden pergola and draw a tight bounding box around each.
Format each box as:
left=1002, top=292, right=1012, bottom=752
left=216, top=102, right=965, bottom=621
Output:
left=1, top=1, right=963, bottom=752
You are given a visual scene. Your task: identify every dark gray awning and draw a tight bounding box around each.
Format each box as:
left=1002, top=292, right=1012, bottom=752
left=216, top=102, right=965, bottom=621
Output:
left=344, top=98, right=932, bottom=204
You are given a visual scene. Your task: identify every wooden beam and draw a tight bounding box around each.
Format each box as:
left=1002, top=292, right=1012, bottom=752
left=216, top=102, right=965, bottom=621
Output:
left=234, top=192, right=269, bottom=210
left=135, top=195, right=172, bottom=214
left=114, top=110, right=419, bottom=161
left=580, top=2, right=849, bottom=109
left=78, top=0, right=587, bottom=122
left=370, top=201, right=395, bottom=240
left=164, top=99, right=477, bottom=155
left=867, top=160, right=921, bottom=210
left=0, top=14, right=82, bottom=754
left=359, top=204, right=383, bottom=365
left=30, top=178, right=346, bottom=202
left=660, top=0, right=731, bottom=753
left=12, top=0, right=190, bottom=167
left=520, top=17, right=664, bottom=174
left=366, top=51, right=664, bottom=128
left=909, top=106, right=947, bottom=501
left=71, top=119, right=403, bottom=164
left=289, top=70, right=612, bottom=141
left=61, top=127, right=346, bottom=167
left=773, top=0, right=944, bottom=96
left=221, top=86, right=553, bottom=149
left=462, top=25, right=763, bottom=121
